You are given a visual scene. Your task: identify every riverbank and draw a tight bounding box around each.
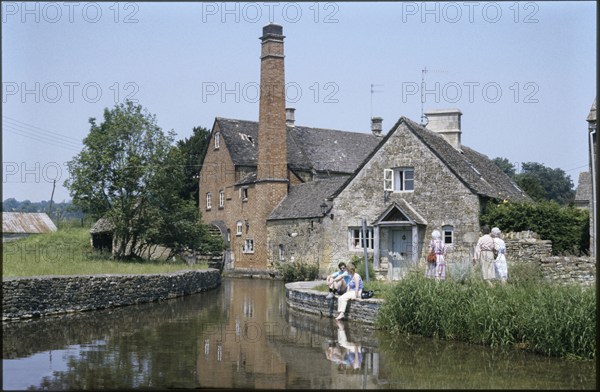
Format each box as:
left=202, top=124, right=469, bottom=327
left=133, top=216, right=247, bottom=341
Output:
left=285, top=281, right=383, bottom=324
left=2, top=269, right=221, bottom=321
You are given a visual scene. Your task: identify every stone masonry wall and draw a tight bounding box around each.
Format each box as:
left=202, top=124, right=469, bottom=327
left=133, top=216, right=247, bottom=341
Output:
left=3, top=269, right=221, bottom=321
left=285, top=281, right=382, bottom=324
left=539, top=256, right=596, bottom=287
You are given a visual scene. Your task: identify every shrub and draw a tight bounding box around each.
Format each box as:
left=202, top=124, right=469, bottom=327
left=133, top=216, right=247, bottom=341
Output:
left=274, top=260, right=319, bottom=282
left=481, top=201, right=589, bottom=255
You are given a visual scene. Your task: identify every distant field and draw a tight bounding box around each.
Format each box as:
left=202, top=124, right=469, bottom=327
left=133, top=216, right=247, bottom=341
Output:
left=2, top=227, right=208, bottom=277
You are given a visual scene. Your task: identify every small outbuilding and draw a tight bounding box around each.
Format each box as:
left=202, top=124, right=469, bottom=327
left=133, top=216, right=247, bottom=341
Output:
left=89, top=217, right=114, bottom=252
left=2, top=212, right=57, bottom=242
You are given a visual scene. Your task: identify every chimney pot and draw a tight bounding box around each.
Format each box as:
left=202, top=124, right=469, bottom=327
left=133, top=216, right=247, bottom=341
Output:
left=371, top=117, right=383, bottom=137
left=286, top=108, right=296, bottom=127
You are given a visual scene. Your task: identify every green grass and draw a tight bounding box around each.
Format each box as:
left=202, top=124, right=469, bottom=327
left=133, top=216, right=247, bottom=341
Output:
left=376, top=264, right=596, bottom=360
left=2, top=227, right=208, bottom=277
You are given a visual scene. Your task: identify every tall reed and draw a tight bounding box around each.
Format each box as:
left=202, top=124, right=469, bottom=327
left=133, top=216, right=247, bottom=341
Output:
left=376, top=262, right=595, bottom=360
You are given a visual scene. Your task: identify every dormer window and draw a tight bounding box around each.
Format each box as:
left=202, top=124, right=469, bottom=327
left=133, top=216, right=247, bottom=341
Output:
left=384, top=168, right=414, bottom=192
left=214, top=132, right=220, bottom=149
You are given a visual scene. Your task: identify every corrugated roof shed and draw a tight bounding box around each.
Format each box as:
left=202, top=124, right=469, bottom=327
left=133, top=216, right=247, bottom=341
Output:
left=2, top=212, right=57, bottom=234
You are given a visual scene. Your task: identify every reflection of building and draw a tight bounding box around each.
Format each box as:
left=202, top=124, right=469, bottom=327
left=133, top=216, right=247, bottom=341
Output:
left=199, top=24, right=529, bottom=277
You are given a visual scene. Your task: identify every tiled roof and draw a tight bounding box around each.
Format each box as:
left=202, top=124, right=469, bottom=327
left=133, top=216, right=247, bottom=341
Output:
left=215, top=118, right=380, bottom=174
left=268, top=177, right=349, bottom=220
left=2, top=212, right=57, bottom=234
left=331, top=116, right=529, bottom=202
left=89, top=217, right=114, bottom=234
left=575, top=171, right=592, bottom=203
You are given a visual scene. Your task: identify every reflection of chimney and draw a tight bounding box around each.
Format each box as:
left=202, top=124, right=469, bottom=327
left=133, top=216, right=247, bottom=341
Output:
left=371, top=117, right=383, bottom=137
left=286, top=108, right=295, bottom=127
left=424, top=109, right=462, bottom=149
left=257, top=23, right=287, bottom=180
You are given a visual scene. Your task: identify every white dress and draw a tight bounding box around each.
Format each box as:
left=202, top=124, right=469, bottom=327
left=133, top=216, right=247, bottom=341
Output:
left=493, top=238, right=508, bottom=280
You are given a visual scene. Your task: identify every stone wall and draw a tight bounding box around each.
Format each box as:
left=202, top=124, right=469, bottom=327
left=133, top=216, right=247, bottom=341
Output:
left=2, top=269, right=221, bottom=321
left=503, top=230, right=552, bottom=262
left=285, top=281, right=382, bottom=324
left=539, top=256, right=596, bottom=287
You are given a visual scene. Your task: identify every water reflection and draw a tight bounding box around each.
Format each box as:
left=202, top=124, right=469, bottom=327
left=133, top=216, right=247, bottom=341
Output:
left=3, top=278, right=595, bottom=390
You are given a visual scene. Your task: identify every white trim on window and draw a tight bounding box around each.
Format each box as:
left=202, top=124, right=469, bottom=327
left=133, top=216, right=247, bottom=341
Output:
left=442, top=225, right=454, bottom=245
left=219, top=190, right=225, bottom=208
left=242, top=238, right=254, bottom=254
left=206, top=192, right=212, bottom=209
left=214, top=132, right=220, bottom=149
left=348, top=227, right=374, bottom=250
left=384, top=167, right=414, bottom=192
left=236, top=221, right=243, bottom=236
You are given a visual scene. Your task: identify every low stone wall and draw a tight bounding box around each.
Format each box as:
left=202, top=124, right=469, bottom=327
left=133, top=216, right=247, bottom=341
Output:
left=2, top=269, right=221, bottom=321
left=539, top=256, right=596, bottom=287
left=503, top=231, right=552, bottom=262
left=285, top=281, right=382, bottom=325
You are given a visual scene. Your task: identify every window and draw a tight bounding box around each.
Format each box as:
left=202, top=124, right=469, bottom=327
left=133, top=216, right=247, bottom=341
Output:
left=242, top=238, right=254, bottom=254
left=442, top=225, right=454, bottom=245
left=278, top=244, right=285, bottom=261
left=206, top=192, right=212, bottom=209
left=349, top=227, right=374, bottom=250
left=236, top=221, right=243, bottom=236
left=384, top=168, right=414, bottom=192
left=219, top=190, right=225, bottom=208
left=214, top=132, right=220, bottom=149
left=240, top=187, right=248, bottom=201
left=227, top=229, right=231, bottom=242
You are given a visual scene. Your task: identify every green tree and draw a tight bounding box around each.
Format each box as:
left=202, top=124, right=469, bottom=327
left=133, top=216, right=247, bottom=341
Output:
left=516, top=162, right=575, bottom=205
left=176, top=126, right=211, bottom=206
left=492, top=157, right=516, bottom=178
left=65, top=101, right=217, bottom=259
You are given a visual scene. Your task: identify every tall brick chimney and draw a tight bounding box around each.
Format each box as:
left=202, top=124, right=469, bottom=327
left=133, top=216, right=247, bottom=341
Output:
left=257, top=23, right=287, bottom=180
left=424, top=108, right=462, bottom=150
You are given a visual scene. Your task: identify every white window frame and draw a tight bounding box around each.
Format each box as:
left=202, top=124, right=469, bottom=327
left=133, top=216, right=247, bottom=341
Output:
left=206, top=192, right=212, bottom=210
left=219, top=190, right=225, bottom=208
left=242, top=238, right=254, bottom=254
left=348, top=227, right=374, bottom=251
left=384, top=167, right=414, bottom=192
left=214, top=132, right=220, bottom=149
left=236, top=221, right=243, bottom=236
left=443, top=225, right=454, bottom=245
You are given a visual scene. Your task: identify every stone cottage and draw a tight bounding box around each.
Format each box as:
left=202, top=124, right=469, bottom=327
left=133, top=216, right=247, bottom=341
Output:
left=198, top=23, right=529, bottom=276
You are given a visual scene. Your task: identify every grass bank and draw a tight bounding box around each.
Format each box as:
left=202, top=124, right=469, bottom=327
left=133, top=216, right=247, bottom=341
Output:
left=2, top=227, right=208, bottom=277
left=376, top=263, right=596, bottom=360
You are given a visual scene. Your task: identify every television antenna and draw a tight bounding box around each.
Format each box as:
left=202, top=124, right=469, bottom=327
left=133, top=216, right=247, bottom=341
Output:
left=420, top=66, right=447, bottom=126
left=370, top=83, right=384, bottom=120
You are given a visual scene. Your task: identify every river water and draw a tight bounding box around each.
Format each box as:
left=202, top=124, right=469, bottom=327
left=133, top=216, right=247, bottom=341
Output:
left=3, top=278, right=596, bottom=389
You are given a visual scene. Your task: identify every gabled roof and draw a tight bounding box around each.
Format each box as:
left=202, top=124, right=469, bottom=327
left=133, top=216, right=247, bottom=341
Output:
left=90, top=217, right=114, bottom=234
left=331, top=116, right=529, bottom=202
left=575, top=171, right=592, bottom=204
left=373, top=200, right=428, bottom=226
left=268, top=177, right=349, bottom=220
left=215, top=118, right=380, bottom=174
left=2, top=212, right=57, bottom=234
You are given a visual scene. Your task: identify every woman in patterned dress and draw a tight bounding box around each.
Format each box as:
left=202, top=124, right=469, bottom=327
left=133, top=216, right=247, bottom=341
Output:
left=426, top=230, right=447, bottom=280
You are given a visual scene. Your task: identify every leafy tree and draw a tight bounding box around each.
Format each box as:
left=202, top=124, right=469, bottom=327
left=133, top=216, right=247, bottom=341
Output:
left=176, top=126, right=211, bottom=206
left=65, top=101, right=219, bottom=259
left=492, top=159, right=575, bottom=205
left=481, top=201, right=589, bottom=255
left=492, top=157, right=516, bottom=178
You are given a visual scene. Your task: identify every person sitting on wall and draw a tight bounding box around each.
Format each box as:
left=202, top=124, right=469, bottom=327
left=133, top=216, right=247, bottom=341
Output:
left=326, top=262, right=349, bottom=299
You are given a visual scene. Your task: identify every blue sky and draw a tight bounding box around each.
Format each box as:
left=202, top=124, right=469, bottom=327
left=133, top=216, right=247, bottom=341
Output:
left=2, top=1, right=596, bottom=202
